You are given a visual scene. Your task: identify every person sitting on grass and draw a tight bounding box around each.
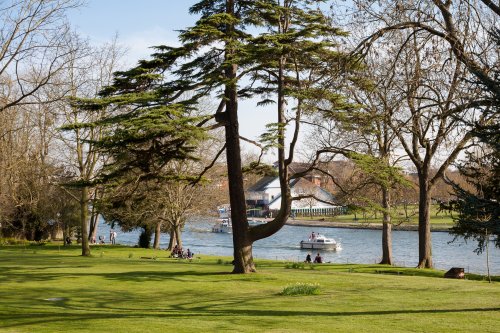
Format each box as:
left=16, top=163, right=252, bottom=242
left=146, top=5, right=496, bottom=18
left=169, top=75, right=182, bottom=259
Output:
left=305, top=253, right=312, bottom=263
left=314, top=253, right=323, bottom=264
left=171, top=244, right=181, bottom=258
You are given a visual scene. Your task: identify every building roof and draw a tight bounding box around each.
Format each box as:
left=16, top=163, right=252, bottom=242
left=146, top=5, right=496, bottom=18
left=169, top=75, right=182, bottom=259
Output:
left=246, top=176, right=276, bottom=192
left=248, top=176, right=337, bottom=208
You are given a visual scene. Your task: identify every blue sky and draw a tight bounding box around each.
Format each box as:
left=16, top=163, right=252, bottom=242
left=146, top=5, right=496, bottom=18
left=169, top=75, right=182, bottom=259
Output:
left=68, top=0, right=198, bottom=62
left=67, top=1, right=289, bottom=158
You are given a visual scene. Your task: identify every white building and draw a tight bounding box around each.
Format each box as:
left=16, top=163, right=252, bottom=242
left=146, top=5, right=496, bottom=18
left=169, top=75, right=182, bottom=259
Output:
left=246, top=176, right=343, bottom=217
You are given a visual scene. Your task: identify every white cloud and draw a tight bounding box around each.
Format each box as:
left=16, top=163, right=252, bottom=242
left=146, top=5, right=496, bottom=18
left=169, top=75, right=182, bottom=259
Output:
left=118, top=27, right=180, bottom=66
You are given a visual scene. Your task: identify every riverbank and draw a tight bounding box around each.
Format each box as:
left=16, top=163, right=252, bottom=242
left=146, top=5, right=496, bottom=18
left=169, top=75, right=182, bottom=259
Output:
left=252, top=218, right=452, bottom=232
left=286, top=219, right=452, bottom=232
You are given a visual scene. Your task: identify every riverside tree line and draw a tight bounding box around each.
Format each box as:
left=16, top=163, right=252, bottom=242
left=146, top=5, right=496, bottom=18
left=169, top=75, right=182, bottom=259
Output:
left=0, top=0, right=498, bottom=273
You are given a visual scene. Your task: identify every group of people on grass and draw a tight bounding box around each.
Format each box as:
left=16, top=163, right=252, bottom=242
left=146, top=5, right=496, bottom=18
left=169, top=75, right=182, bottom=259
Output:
left=65, top=231, right=118, bottom=246
left=90, top=230, right=117, bottom=245
left=170, top=245, right=193, bottom=259
left=305, top=252, right=323, bottom=264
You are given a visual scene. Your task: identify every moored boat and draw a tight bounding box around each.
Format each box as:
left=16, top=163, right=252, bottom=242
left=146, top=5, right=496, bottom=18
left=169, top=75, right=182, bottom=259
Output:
left=211, top=218, right=232, bottom=233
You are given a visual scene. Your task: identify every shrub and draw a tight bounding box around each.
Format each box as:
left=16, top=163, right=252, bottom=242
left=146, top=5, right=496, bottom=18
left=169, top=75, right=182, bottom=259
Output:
left=138, top=227, right=153, bottom=248
left=0, top=238, right=26, bottom=245
left=280, top=283, right=321, bottom=296
left=29, top=242, right=46, bottom=246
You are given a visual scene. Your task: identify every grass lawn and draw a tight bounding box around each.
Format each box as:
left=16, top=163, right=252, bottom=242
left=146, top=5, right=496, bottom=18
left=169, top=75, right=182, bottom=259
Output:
left=296, top=204, right=456, bottom=226
left=1, top=243, right=498, bottom=333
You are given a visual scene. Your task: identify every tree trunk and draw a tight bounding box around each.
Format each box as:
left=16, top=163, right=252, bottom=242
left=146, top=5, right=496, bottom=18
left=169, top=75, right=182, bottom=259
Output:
left=175, top=224, right=182, bottom=249
left=167, top=229, right=176, bottom=251
left=80, top=187, right=90, bottom=256
left=62, top=223, right=68, bottom=247
left=89, top=210, right=99, bottom=242
left=380, top=187, right=393, bottom=265
left=153, top=222, right=161, bottom=249
left=417, top=176, right=433, bottom=268
left=224, top=0, right=255, bottom=274
left=88, top=204, right=96, bottom=241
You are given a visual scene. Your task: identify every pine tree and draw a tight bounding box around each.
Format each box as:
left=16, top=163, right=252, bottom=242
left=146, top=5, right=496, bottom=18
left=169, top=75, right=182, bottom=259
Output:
left=451, top=148, right=500, bottom=252
left=180, top=0, right=352, bottom=272
left=70, top=0, right=352, bottom=273
left=450, top=29, right=500, bottom=252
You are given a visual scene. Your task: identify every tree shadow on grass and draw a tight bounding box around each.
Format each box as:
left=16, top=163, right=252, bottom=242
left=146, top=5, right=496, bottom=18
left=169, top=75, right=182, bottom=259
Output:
left=2, top=268, right=233, bottom=284
left=99, top=270, right=231, bottom=282
left=1, top=305, right=498, bottom=330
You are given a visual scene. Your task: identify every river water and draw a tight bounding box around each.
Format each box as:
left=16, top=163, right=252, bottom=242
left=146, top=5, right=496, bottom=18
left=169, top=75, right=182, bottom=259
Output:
left=97, top=217, right=499, bottom=275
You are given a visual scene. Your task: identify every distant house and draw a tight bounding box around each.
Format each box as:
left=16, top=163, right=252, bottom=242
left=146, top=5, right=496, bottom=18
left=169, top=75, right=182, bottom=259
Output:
left=246, top=175, right=343, bottom=217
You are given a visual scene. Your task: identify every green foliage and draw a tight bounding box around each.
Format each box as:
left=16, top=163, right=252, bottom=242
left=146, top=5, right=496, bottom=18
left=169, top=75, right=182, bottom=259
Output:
left=345, top=204, right=366, bottom=216
left=138, top=227, right=153, bottom=249
left=285, top=262, right=305, bottom=269
left=346, top=151, right=410, bottom=189
left=450, top=29, right=500, bottom=253
left=284, top=262, right=316, bottom=270
left=64, top=0, right=359, bottom=272
left=139, top=228, right=153, bottom=249
left=450, top=149, right=500, bottom=252
left=259, top=123, right=286, bottom=150
left=28, top=242, right=47, bottom=246
left=65, top=47, right=209, bottom=187
left=280, top=282, right=321, bottom=296
left=0, top=238, right=26, bottom=245
left=242, top=162, right=278, bottom=177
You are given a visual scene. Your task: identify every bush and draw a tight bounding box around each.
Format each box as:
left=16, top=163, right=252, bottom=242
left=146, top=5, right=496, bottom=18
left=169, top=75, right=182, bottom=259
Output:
left=0, top=238, right=26, bottom=245
left=138, top=228, right=152, bottom=248
left=280, top=283, right=321, bottom=296
left=29, top=242, right=46, bottom=246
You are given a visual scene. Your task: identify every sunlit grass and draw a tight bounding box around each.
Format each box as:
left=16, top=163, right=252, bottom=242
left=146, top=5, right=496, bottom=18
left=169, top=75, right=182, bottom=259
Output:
left=0, top=243, right=498, bottom=333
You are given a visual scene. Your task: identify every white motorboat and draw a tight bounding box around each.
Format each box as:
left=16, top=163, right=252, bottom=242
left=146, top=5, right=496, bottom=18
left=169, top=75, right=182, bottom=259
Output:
left=211, top=206, right=232, bottom=233
left=300, top=234, right=341, bottom=250
left=211, top=218, right=232, bottom=233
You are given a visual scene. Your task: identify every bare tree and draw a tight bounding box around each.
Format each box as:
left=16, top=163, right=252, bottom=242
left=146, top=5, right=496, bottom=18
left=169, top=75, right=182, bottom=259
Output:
left=57, top=37, right=124, bottom=255
left=334, top=0, right=496, bottom=268
left=0, top=90, right=73, bottom=241
left=387, top=34, right=486, bottom=268
left=350, top=0, right=499, bottom=96
left=0, top=0, right=83, bottom=113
